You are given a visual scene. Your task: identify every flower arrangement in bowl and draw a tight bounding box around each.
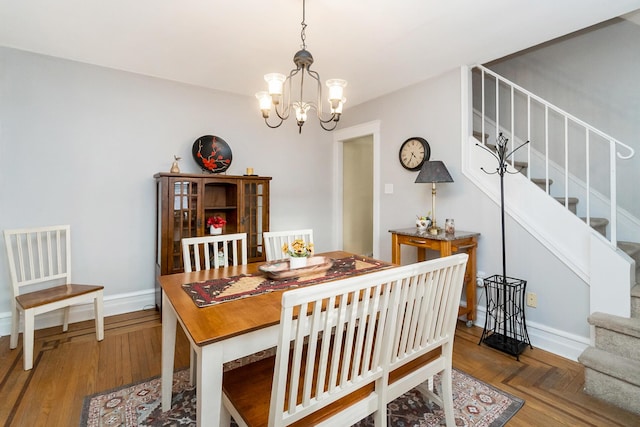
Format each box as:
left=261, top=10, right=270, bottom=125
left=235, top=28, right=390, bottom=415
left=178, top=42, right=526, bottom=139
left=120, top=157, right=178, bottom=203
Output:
left=207, top=216, right=226, bottom=235
left=282, top=239, right=314, bottom=269
left=416, top=213, right=431, bottom=232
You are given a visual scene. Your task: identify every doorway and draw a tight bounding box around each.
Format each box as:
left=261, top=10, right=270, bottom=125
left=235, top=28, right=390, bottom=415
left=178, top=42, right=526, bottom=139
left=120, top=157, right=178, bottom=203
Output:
left=333, top=121, right=381, bottom=258
left=343, top=135, right=373, bottom=256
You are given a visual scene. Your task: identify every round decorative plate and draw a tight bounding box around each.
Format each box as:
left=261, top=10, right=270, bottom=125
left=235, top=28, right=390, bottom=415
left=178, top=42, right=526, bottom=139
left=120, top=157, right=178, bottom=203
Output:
left=192, top=135, right=232, bottom=173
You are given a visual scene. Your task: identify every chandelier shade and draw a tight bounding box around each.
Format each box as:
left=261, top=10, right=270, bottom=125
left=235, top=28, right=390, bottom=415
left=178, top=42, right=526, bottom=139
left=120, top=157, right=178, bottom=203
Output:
left=256, top=0, right=347, bottom=133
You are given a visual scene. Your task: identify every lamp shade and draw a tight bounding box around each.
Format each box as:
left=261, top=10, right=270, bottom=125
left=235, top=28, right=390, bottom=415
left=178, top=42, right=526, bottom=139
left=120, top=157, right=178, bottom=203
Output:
left=414, top=160, right=454, bottom=184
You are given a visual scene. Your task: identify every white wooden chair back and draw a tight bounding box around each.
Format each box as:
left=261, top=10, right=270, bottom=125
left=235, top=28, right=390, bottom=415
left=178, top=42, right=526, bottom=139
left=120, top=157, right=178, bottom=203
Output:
left=263, top=229, right=313, bottom=261
left=3, top=225, right=104, bottom=370
left=5, top=225, right=72, bottom=292
left=268, top=265, right=398, bottom=427
left=181, top=233, right=247, bottom=272
left=386, top=253, right=468, bottom=427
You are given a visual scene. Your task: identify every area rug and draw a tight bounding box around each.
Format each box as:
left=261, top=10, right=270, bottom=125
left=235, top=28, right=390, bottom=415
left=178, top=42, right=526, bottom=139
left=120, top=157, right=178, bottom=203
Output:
left=182, top=255, right=393, bottom=307
left=80, top=368, right=524, bottom=427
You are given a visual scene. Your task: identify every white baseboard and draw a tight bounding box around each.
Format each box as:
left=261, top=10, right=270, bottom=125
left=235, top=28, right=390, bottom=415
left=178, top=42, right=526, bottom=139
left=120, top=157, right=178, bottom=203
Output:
left=0, top=289, right=157, bottom=337
left=4, top=291, right=588, bottom=362
left=468, top=304, right=589, bottom=362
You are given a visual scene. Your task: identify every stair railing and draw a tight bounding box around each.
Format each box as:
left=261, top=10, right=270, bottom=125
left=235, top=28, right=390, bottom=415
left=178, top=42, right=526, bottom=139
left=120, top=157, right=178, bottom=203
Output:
left=473, top=64, right=635, bottom=247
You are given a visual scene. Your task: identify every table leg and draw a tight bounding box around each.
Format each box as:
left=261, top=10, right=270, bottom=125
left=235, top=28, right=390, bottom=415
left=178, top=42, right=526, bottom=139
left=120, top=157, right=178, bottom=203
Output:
left=391, top=233, right=400, bottom=264
left=439, top=241, right=453, bottom=257
left=197, top=344, right=224, bottom=427
left=161, top=291, right=176, bottom=412
left=467, top=242, right=477, bottom=323
left=442, top=240, right=476, bottom=325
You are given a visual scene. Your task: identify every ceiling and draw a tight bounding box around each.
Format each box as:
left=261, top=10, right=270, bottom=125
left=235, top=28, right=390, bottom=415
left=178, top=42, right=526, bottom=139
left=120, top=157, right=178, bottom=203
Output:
left=2, top=1, right=640, bottom=108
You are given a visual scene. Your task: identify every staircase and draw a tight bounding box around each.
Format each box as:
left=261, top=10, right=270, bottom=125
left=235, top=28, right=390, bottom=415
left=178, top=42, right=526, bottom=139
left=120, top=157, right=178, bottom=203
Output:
left=526, top=167, right=640, bottom=414
left=476, top=133, right=640, bottom=416
left=468, top=65, right=639, bottom=415
left=579, top=285, right=640, bottom=415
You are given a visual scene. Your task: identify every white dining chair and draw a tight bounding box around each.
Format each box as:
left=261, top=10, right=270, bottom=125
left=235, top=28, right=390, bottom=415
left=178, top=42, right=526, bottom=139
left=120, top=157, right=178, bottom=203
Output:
left=181, top=233, right=247, bottom=272
left=385, top=253, right=468, bottom=427
left=3, top=225, right=104, bottom=371
left=181, top=232, right=248, bottom=384
left=263, top=229, right=314, bottom=261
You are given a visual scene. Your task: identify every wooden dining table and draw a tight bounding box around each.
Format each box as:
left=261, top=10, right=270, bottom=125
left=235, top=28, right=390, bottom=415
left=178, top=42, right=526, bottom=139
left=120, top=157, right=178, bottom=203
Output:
left=160, top=250, right=395, bottom=427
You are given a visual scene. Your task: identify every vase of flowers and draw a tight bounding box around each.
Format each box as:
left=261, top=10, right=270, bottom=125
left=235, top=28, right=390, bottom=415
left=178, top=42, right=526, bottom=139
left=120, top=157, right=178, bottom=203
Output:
left=282, top=239, right=313, bottom=269
left=207, top=216, right=226, bottom=235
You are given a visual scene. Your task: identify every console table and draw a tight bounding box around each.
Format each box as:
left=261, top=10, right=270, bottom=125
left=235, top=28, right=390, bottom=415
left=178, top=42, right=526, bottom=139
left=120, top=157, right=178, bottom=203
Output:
left=389, top=228, right=480, bottom=326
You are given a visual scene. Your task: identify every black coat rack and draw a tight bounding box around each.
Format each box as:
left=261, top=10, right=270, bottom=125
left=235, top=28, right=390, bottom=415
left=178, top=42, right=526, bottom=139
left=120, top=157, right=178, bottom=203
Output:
left=477, top=133, right=533, bottom=359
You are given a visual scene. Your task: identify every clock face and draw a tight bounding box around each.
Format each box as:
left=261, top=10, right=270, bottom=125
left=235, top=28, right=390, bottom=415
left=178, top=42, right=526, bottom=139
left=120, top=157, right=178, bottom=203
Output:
left=192, top=135, right=232, bottom=173
left=399, top=137, right=430, bottom=171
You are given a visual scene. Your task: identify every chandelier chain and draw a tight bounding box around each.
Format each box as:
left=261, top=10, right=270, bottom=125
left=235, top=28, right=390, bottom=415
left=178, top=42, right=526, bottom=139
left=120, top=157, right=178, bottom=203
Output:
left=300, top=0, right=307, bottom=50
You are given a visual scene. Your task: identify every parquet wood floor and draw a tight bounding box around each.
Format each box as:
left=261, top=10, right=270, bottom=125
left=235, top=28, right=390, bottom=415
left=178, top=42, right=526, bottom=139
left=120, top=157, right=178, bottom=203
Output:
left=0, top=310, right=638, bottom=426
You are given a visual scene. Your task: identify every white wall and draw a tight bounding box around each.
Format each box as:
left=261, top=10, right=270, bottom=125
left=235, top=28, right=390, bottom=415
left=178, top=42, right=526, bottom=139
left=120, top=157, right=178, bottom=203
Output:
left=341, top=69, right=590, bottom=359
left=0, top=47, right=336, bottom=317
left=488, top=17, right=640, bottom=219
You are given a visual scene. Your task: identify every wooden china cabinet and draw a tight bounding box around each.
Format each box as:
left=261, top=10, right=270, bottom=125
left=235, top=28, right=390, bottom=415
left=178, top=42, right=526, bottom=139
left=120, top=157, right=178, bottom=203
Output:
left=154, top=172, right=271, bottom=310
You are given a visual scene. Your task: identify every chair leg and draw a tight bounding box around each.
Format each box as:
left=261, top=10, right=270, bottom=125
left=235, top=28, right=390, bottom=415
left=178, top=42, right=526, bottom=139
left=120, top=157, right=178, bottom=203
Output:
left=441, top=367, right=456, bottom=427
left=94, top=291, right=104, bottom=341
left=372, top=408, right=385, bottom=427
left=23, top=310, right=35, bottom=371
left=10, top=306, right=19, bottom=349
left=374, top=377, right=387, bottom=427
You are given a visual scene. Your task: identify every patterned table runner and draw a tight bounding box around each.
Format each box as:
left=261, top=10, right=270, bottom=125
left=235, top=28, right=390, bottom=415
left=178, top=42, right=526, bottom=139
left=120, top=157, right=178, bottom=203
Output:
left=182, top=255, right=393, bottom=308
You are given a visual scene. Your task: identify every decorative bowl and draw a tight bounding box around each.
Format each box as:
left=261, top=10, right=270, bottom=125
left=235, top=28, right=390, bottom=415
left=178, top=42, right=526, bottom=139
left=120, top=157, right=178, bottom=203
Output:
left=259, top=256, right=333, bottom=280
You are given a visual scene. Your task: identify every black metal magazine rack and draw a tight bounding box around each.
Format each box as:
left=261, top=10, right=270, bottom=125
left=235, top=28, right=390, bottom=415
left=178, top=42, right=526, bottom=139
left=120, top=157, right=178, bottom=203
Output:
left=477, top=133, right=532, bottom=360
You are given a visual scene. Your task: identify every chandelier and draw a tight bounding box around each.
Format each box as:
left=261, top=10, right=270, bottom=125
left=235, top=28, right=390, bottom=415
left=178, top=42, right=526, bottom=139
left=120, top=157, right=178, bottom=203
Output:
left=255, top=0, right=347, bottom=133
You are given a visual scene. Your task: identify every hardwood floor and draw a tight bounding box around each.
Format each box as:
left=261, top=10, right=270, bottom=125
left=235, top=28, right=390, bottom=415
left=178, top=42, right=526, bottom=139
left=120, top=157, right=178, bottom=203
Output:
left=1, top=310, right=638, bottom=426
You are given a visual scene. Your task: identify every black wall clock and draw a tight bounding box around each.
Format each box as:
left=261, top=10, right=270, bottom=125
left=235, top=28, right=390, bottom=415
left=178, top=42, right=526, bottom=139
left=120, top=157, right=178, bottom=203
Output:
left=399, top=137, right=430, bottom=171
left=192, top=135, right=232, bottom=173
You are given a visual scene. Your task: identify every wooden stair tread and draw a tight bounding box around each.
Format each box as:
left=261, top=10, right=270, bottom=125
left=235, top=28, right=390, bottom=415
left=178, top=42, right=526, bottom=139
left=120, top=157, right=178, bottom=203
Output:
left=472, top=131, right=489, bottom=142
left=482, top=143, right=528, bottom=170
left=554, top=196, right=579, bottom=202
left=618, top=241, right=640, bottom=259
left=581, top=217, right=609, bottom=227
left=531, top=178, right=554, bottom=185
left=16, top=284, right=103, bottom=310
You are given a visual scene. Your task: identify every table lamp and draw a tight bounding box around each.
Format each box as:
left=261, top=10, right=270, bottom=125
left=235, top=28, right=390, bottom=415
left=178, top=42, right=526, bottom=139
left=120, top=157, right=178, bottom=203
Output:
left=415, top=160, right=454, bottom=235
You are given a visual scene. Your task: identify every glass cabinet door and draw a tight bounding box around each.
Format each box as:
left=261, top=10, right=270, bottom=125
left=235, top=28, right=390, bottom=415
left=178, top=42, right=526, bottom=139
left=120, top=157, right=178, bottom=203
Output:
left=168, top=178, right=200, bottom=274
left=243, top=180, right=267, bottom=261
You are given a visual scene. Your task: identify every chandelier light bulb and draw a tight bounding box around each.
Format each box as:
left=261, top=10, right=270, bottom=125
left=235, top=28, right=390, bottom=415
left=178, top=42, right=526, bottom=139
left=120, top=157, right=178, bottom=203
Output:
left=255, top=91, right=272, bottom=118
left=331, top=98, right=346, bottom=115
left=293, top=101, right=310, bottom=123
left=326, top=79, right=347, bottom=106
left=264, top=73, right=285, bottom=93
